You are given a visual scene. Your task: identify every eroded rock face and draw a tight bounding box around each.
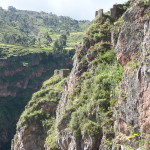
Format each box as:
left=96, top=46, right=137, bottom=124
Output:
left=12, top=124, right=45, bottom=150
left=0, top=52, right=73, bottom=150
left=56, top=45, right=101, bottom=150
left=11, top=101, right=58, bottom=150
left=56, top=2, right=150, bottom=150
left=114, top=3, right=150, bottom=149
left=138, top=20, right=150, bottom=136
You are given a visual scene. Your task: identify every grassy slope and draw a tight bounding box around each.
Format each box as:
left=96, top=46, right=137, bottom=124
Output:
left=0, top=31, right=85, bottom=60
left=15, top=75, right=66, bottom=150
left=0, top=43, right=53, bottom=59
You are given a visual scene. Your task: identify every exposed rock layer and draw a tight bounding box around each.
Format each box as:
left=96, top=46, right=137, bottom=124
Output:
left=114, top=3, right=150, bottom=149
left=0, top=51, right=73, bottom=150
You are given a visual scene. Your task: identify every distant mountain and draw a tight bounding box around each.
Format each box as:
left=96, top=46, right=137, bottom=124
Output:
left=0, top=6, right=90, bottom=48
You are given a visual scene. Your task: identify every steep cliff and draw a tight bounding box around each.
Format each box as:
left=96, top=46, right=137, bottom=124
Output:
left=113, top=0, right=150, bottom=149
left=11, top=0, right=150, bottom=150
left=11, top=75, right=67, bottom=150
left=0, top=49, right=74, bottom=150
left=55, top=5, right=126, bottom=150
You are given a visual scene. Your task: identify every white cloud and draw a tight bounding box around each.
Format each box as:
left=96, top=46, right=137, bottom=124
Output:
left=0, top=0, right=127, bottom=20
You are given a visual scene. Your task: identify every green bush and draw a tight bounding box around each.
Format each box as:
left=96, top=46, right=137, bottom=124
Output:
left=45, top=128, right=59, bottom=150
left=81, top=120, right=100, bottom=136
left=70, top=112, right=79, bottom=129
left=93, top=33, right=106, bottom=42
left=99, top=50, right=116, bottom=63
left=73, top=128, right=82, bottom=138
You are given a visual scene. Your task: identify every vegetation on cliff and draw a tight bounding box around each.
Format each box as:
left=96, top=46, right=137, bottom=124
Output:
left=12, top=2, right=130, bottom=150
left=55, top=1, right=150, bottom=149
left=0, top=50, right=73, bottom=150
left=56, top=10, right=126, bottom=149
left=10, top=0, right=150, bottom=150
left=12, top=75, right=66, bottom=150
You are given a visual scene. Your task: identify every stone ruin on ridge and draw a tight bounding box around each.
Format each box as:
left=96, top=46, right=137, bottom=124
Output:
left=95, top=4, right=125, bottom=20
left=54, top=69, right=70, bottom=77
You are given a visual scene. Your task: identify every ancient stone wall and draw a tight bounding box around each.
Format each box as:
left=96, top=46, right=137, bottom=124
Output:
left=95, top=9, right=103, bottom=19
left=110, top=5, right=118, bottom=19
left=54, top=69, right=70, bottom=77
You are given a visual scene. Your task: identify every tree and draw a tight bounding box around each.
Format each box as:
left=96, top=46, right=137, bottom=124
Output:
left=44, top=32, right=52, bottom=46
left=8, top=6, right=16, bottom=12
left=53, top=34, right=67, bottom=54
left=53, top=40, right=62, bottom=52
left=59, top=34, right=67, bottom=47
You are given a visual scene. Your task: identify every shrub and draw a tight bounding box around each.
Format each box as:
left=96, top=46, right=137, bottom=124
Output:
left=69, top=112, right=79, bottom=129
left=99, top=50, right=116, bottom=63
left=81, top=120, right=101, bottom=136
left=73, top=128, right=82, bottom=138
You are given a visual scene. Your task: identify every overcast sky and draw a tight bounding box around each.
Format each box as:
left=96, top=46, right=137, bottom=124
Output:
left=0, top=0, right=127, bottom=20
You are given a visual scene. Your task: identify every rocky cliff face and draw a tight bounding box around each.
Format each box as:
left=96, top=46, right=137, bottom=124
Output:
left=11, top=0, right=150, bottom=150
left=0, top=51, right=73, bottom=150
left=113, top=1, right=150, bottom=149
left=54, top=1, right=150, bottom=149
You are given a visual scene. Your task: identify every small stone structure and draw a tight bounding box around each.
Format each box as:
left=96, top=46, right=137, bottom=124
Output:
left=54, top=70, right=60, bottom=75
left=95, top=4, right=125, bottom=20
left=95, top=11, right=98, bottom=17
left=111, top=4, right=126, bottom=19
left=110, top=5, right=118, bottom=19
left=54, top=69, right=70, bottom=77
left=95, top=9, right=103, bottom=20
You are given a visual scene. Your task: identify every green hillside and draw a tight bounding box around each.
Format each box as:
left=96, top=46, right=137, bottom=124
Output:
left=0, top=6, right=91, bottom=150
left=0, top=6, right=90, bottom=51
